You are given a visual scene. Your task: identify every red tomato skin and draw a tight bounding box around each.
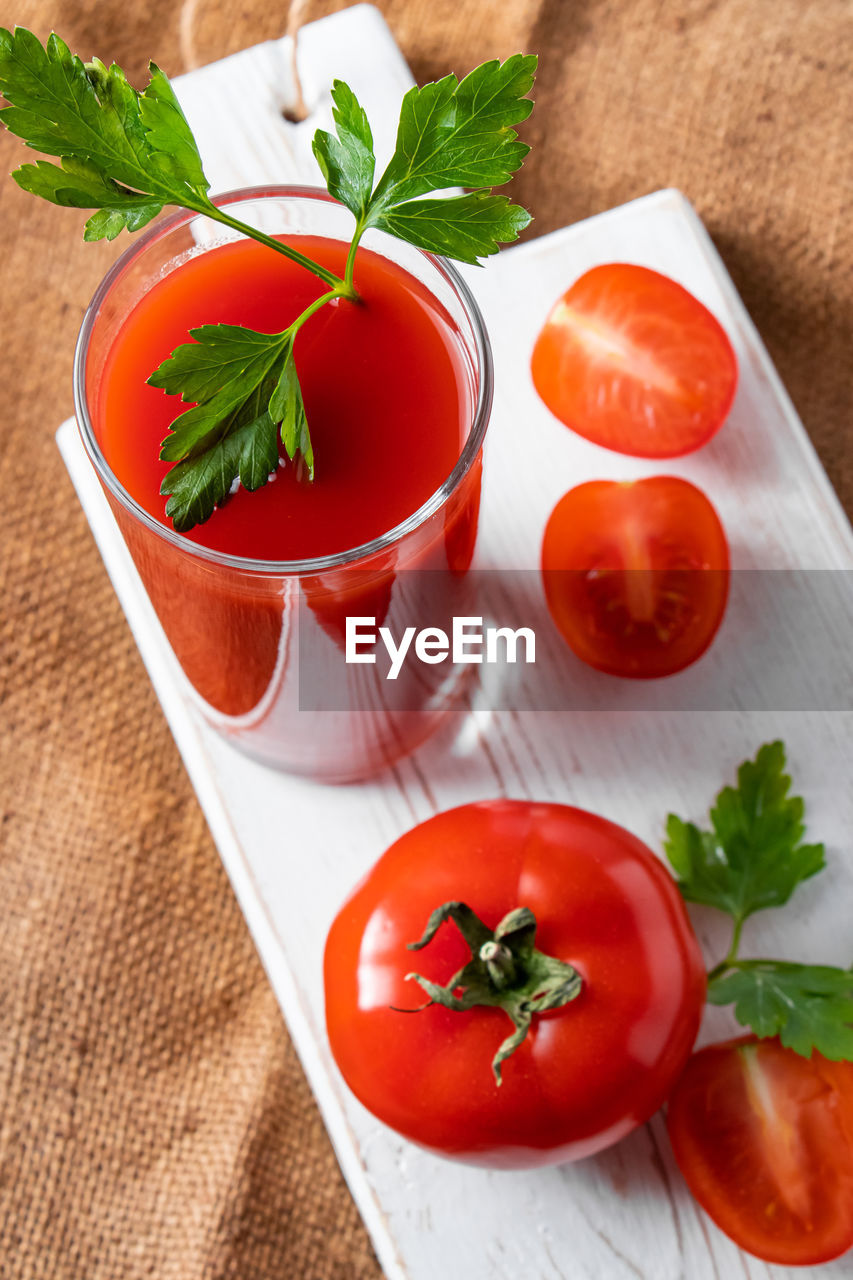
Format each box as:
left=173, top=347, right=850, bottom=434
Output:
left=541, top=476, right=729, bottom=678
left=531, top=263, right=738, bottom=458
left=324, top=800, right=706, bottom=1168
left=667, top=1036, right=853, bottom=1265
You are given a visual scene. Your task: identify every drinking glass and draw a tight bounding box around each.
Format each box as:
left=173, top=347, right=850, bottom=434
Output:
left=73, top=187, right=492, bottom=781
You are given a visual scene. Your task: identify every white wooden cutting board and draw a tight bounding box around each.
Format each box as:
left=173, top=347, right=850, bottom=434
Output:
left=57, top=6, right=853, bottom=1278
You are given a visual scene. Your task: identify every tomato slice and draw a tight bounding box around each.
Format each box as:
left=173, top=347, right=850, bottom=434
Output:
left=541, top=476, right=729, bottom=678
left=667, top=1037, right=853, bottom=1265
left=531, top=263, right=738, bottom=457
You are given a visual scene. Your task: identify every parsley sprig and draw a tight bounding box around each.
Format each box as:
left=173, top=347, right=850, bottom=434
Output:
left=148, top=325, right=315, bottom=530
left=665, top=741, right=853, bottom=1060
left=0, top=28, right=535, bottom=530
left=0, top=29, right=343, bottom=281
left=313, top=58, right=535, bottom=271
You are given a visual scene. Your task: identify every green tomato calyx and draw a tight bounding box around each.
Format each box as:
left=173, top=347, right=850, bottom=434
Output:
left=403, top=901, right=583, bottom=1085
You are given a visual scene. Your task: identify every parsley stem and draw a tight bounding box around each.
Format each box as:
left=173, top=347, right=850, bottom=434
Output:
left=287, top=285, right=348, bottom=333
left=707, top=916, right=745, bottom=982
left=726, top=916, right=745, bottom=967
left=201, top=203, right=346, bottom=289
left=344, top=218, right=368, bottom=293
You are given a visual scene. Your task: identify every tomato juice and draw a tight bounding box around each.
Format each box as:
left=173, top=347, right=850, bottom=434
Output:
left=94, top=236, right=471, bottom=561
left=76, top=190, right=489, bottom=778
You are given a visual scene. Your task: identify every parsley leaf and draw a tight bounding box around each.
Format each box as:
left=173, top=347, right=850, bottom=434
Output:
left=162, top=407, right=278, bottom=532
left=664, top=741, right=825, bottom=925
left=708, top=962, right=853, bottom=1061
left=0, top=28, right=344, bottom=284
left=374, top=192, right=532, bottom=265
left=135, top=63, right=209, bottom=192
left=270, top=350, right=313, bottom=480
left=315, top=55, right=536, bottom=265
left=372, top=56, right=536, bottom=205
left=664, top=741, right=853, bottom=1061
left=7, top=155, right=162, bottom=241
left=0, top=29, right=210, bottom=238
left=151, top=326, right=313, bottom=532
left=312, top=80, right=375, bottom=220
left=151, top=325, right=288, bottom=460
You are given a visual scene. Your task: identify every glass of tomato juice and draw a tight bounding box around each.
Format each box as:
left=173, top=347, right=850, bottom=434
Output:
left=73, top=187, right=491, bottom=781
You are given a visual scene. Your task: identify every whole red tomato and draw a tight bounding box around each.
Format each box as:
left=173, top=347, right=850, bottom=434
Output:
left=667, top=1036, right=853, bottom=1265
left=324, top=800, right=706, bottom=1168
left=541, top=476, right=729, bottom=678
left=531, top=263, right=738, bottom=457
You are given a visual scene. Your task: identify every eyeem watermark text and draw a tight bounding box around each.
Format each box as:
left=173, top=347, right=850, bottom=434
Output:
left=346, top=616, right=537, bottom=680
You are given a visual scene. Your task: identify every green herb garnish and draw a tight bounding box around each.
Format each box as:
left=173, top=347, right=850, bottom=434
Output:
left=0, top=28, right=535, bottom=530
left=149, top=328, right=313, bottom=530
left=665, top=741, right=853, bottom=1060
left=316, top=59, right=535, bottom=265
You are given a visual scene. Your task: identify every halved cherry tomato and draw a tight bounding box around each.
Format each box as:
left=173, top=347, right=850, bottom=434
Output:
left=531, top=263, right=738, bottom=457
left=541, top=476, right=729, bottom=678
left=667, top=1036, right=853, bottom=1265
left=324, top=800, right=706, bottom=1168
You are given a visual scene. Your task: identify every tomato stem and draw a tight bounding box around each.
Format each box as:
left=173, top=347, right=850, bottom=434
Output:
left=402, top=901, right=583, bottom=1084
left=479, top=940, right=518, bottom=990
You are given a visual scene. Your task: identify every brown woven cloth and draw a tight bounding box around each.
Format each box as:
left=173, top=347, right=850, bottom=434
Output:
left=1, top=1, right=850, bottom=1276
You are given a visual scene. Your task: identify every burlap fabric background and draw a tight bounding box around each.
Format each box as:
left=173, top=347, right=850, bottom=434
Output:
left=1, top=1, right=850, bottom=1276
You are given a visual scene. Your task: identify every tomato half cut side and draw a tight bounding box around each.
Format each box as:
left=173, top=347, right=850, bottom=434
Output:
left=531, top=263, right=738, bottom=457
left=541, top=476, right=729, bottom=678
left=667, top=1037, right=853, bottom=1265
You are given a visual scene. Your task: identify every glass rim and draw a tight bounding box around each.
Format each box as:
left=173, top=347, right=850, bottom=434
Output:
left=73, top=184, right=494, bottom=576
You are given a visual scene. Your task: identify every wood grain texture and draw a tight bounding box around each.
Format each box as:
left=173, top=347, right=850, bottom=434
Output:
left=2, top=2, right=851, bottom=1278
